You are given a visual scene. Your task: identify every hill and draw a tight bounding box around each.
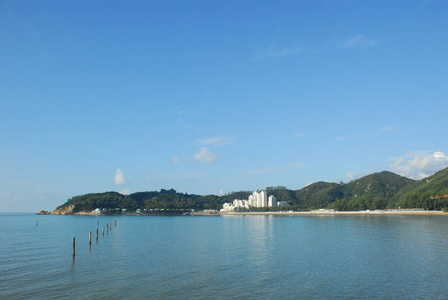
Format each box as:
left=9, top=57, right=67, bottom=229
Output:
left=393, top=167, right=448, bottom=210
left=53, top=189, right=251, bottom=214
left=328, top=171, right=415, bottom=210
left=264, top=171, right=414, bottom=211
left=53, top=168, right=448, bottom=213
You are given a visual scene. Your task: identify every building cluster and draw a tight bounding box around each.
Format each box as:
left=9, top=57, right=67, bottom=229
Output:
left=221, top=190, right=287, bottom=212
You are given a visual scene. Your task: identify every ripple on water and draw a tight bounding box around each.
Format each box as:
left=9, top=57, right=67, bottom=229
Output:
left=1, top=215, right=448, bottom=299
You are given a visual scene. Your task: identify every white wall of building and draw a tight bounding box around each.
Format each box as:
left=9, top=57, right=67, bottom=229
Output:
left=260, top=191, right=267, bottom=207
left=222, top=190, right=277, bottom=211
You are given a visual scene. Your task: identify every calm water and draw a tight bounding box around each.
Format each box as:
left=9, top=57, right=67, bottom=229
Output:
left=0, top=213, right=447, bottom=299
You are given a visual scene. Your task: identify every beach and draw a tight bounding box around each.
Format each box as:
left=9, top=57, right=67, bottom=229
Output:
left=220, top=210, right=447, bottom=216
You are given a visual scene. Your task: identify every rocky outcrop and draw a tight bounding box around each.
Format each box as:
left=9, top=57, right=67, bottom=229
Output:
left=51, top=204, right=75, bottom=215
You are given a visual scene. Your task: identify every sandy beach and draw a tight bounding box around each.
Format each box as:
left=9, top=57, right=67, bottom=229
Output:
left=220, top=210, right=447, bottom=216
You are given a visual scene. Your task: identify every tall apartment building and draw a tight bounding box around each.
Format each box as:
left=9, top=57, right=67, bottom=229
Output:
left=221, top=190, right=277, bottom=211
left=260, top=190, right=268, bottom=207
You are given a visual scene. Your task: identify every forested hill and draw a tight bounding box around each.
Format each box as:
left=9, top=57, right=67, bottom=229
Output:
left=54, top=168, right=448, bottom=213
left=54, top=189, right=251, bottom=213
left=327, top=171, right=415, bottom=210
left=393, top=167, right=448, bottom=209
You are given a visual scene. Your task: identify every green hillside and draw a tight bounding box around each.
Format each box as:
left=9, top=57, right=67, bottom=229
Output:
left=394, top=168, right=448, bottom=210
left=294, top=182, right=344, bottom=209
left=329, top=171, right=415, bottom=210
left=55, top=189, right=251, bottom=213
left=54, top=168, right=448, bottom=213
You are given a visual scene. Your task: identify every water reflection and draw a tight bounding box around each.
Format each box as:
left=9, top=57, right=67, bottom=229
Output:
left=2, top=214, right=448, bottom=299
left=240, top=216, right=276, bottom=285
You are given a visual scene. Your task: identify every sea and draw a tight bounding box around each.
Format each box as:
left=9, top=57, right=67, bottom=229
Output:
left=0, top=213, right=447, bottom=299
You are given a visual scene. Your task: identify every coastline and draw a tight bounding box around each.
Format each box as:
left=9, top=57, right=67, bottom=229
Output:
left=43, top=210, right=447, bottom=216
left=220, top=210, right=447, bottom=216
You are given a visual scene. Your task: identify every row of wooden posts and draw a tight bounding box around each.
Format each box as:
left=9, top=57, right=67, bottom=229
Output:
left=72, top=219, right=117, bottom=257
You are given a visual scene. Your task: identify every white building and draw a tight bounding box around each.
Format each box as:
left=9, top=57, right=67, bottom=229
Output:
left=248, top=194, right=254, bottom=207
left=221, top=190, right=277, bottom=211
left=221, top=203, right=235, bottom=212
left=260, top=191, right=268, bottom=207
left=253, top=191, right=260, bottom=207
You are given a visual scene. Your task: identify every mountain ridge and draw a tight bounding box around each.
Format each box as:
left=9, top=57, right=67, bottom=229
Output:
left=53, top=168, right=448, bottom=213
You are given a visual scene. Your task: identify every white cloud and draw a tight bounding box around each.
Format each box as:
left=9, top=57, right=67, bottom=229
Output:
left=389, top=151, right=448, bottom=179
left=119, top=188, right=131, bottom=195
left=345, top=171, right=358, bottom=182
left=172, top=155, right=179, bottom=164
left=193, top=147, right=218, bottom=163
left=253, top=44, right=302, bottom=61
left=114, top=169, right=126, bottom=185
left=196, top=137, right=235, bottom=146
left=340, top=34, right=379, bottom=48
left=342, top=166, right=379, bottom=183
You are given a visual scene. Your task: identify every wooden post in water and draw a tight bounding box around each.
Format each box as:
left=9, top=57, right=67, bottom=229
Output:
left=102, top=226, right=105, bottom=236
left=36, top=220, right=38, bottom=227
left=114, top=220, right=117, bottom=227
left=72, top=237, right=76, bottom=257
left=97, top=220, right=99, bottom=227
left=96, top=228, right=99, bottom=241
left=89, top=231, right=92, bottom=245
left=107, top=224, right=109, bottom=234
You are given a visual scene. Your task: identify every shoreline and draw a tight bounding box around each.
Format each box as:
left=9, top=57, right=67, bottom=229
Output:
left=220, top=210, right=447, bottom=216
left=44, top=210, right=447, bottom=216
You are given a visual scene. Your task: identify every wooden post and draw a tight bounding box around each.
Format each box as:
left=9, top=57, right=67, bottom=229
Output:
left=102, top=226, right=105, bottom=236
left=36, top=220, right=38, bottom=227
left=107, top=223, right=109, bottom=234
left=114, top=220, right=117, bottom=226
left=89, top=231, right=92, bottom=245
left=72, top=237, right=76, bottom=257
left=97, top=220, right=99, bottom=227
left=96, top=228, right=98, bottom=241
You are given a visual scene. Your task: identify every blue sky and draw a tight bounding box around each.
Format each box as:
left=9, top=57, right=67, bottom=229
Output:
left=1, top=0, right=447, bottom=212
